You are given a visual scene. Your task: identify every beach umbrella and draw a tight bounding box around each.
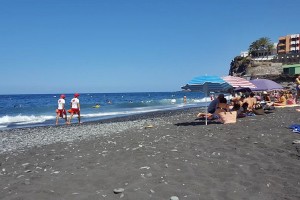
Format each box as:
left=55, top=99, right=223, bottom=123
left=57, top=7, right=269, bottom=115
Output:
left=222, top=76, right=257, bottom=89
left=181, top=75, right=232, bottom=93
left=249, top=79, right=283, bottom=91
left=181, top=75, right=232, bottom=125
left=234, top=87, right=252, bottom=93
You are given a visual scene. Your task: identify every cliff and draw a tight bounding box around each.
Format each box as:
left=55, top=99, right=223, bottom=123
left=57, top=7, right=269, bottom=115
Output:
left=228, top=56, right=295, bottom=83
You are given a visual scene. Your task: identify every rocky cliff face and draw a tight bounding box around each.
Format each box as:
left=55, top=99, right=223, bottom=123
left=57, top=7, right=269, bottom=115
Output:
left=229, top=56, right=283, bottom=77
left=228, top=56, right=252, bottom=76
left=228, top=56, right=296, bottom=85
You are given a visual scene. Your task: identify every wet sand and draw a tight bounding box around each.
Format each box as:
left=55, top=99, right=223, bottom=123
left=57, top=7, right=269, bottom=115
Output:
left=0, top=107, right=300, bottom=200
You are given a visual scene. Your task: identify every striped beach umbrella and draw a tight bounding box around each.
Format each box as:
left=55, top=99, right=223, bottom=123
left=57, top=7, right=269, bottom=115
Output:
left=222, top=76, right=257, bottom=89
left=181, top=75, right=232, bottom=93
left=181, top=75, right=232, bottom=125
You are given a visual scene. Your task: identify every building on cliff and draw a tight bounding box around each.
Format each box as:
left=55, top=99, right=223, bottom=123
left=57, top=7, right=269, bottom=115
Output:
left=273, top=34, right=300, bottom=64
left=240, top=44, right=277, bottom=61
left=277, top=34, right=299, bottom=54
left=231, top=34, right=300, bottom=79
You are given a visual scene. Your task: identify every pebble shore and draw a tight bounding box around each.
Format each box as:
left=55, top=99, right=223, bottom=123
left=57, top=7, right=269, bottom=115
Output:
left=0, top=108, right=198, bottom=154
left=0, top=107, right=300, bottom=200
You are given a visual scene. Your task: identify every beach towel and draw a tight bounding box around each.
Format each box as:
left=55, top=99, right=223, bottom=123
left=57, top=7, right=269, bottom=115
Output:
left=275, top=104, right=300, bottom=108
left=263, top=105, right=275, bottom=110
left=292, top=129, right=300, bottom=134
left=246, top=112, right=256, bottom=117
left=289, top=124, right=300, bottom=129
left=288, top=124, right=300, bottom=134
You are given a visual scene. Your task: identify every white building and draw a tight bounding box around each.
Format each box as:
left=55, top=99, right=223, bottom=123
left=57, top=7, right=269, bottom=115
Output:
left=240, top=51, right=249, bottom=57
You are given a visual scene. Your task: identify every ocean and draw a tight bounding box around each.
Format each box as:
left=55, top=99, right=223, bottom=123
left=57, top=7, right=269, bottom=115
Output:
left=0, top=92, right=211, bottom=129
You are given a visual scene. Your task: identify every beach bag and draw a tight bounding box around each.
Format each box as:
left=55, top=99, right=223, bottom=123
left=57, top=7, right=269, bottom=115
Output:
left=253, top=103, right=264, bottom=115
left=218, top=111, right=237, bottom=124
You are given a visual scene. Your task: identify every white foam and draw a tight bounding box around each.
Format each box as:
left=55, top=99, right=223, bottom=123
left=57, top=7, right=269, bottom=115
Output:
left=0, top=125, right=7, bottom=129
left=0, top=115, right=55, bottom=125
left=82, top=108, right=162, bottom=118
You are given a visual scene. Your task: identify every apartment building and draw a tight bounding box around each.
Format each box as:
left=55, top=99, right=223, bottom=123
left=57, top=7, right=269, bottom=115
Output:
left=277, top=34, right=300, bottom=54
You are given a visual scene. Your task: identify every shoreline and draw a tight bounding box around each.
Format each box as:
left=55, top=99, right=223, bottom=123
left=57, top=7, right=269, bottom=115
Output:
left=0, top=104, right=205, bottom=130
left=0, top=107, right=300, bottom=199
left=0, top=107, right=203, bottom=154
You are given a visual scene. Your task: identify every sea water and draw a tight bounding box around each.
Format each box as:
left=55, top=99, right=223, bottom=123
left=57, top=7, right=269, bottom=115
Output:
left=0, top=92, right=211, bottom=129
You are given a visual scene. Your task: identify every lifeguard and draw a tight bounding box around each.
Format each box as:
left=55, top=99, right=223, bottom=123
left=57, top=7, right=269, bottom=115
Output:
left=68, top=93, right=81, bottom=124
left=55, top=94, right=67, bottom=125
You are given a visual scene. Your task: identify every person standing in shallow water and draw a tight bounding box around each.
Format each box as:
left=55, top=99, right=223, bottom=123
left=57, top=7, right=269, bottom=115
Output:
left=55, top=94, right=67, bottom=125
left=68, top=93, right=81, bottom=124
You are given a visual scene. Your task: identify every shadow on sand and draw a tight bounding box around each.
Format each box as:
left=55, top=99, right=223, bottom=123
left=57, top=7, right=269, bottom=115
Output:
left=174, top=119, right=221, bottom=126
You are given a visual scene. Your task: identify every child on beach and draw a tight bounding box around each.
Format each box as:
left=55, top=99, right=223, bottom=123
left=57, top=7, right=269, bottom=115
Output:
left=55, top=94, right=67, bottom=125
left=68, top=93, right=81, bottom=124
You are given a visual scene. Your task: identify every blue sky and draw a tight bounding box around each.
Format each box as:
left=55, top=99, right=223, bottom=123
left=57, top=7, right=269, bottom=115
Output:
left=1, top=0, right=299, bottom=94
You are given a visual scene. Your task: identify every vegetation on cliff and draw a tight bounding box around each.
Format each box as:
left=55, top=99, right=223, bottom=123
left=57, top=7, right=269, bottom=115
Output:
left=229, top=56, right=252, bottom=76
left=248, top=37, right=274, bottom=57
left=228, top=37, right=295, bottom=83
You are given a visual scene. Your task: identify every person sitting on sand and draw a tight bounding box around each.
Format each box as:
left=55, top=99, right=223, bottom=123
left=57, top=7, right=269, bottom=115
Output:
left=196, top=94, right=225, bottom=119
left=230, top=97, right=247, bottom=118
left=254, top=92, right=261, bottom=101
left=261, top=91, right=275, bottom=109
left=230, top=94, right=248, bottom=114
left=215, top=97, right=230, bottom=115
left=274, top=92, right=287, bottom=106
left=230, top=98, right=240, bottom=111
left=241, top=92, right=257, bottom=112
left=262, top=91, right=272, bottom=102
left=286, top=91, right=296, bottom=105
left=207, top=94, right=224, bottom=114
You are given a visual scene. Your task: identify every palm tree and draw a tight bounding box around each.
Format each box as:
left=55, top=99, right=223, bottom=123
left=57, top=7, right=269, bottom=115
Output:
left=248, top=37, right=273, bottom=59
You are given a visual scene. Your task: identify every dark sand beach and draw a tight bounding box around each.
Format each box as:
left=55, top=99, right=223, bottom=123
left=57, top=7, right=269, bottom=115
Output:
left=0, top=107, right=300, bottom=200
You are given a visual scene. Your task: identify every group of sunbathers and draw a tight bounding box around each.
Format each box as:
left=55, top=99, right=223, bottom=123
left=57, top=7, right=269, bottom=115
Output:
left=197, top=90, right=297, bottom=121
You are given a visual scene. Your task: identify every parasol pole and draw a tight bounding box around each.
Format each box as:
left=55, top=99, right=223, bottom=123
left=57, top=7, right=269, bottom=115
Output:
left=204, top=83, right=208, bottom=125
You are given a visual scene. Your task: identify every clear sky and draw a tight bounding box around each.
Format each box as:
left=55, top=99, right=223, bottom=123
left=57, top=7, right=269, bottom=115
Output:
left=1, top=0, right=299, bottom=94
